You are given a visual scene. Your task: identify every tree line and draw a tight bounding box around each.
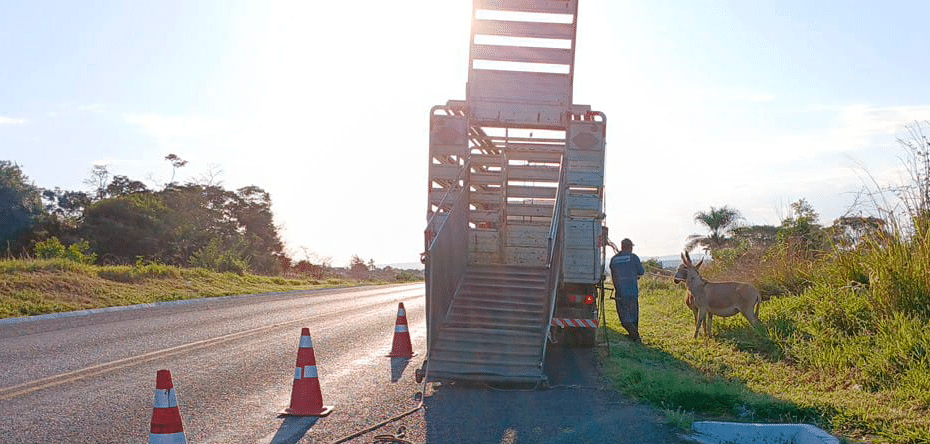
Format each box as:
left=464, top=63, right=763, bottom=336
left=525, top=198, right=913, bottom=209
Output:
left=1, top=157, right=285, bottom=274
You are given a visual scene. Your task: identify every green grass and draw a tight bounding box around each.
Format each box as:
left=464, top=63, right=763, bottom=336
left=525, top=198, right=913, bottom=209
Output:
left=600, top=274, right=930, bottom=443
left=0, top=258, right=389, bottom=319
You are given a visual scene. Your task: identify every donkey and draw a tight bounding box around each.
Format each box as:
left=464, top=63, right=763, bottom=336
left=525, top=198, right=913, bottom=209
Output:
left=674, top=251, right=762, bottom=339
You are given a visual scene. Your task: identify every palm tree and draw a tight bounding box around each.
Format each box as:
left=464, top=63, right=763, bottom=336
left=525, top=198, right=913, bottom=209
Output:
left=686, top=206, right=742, bottom=253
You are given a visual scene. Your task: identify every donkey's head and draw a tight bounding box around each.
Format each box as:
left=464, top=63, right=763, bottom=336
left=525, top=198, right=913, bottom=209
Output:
left=674, top=251, right=704, bottom=284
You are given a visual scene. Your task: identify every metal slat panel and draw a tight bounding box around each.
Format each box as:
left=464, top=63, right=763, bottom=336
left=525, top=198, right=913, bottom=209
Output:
left=507, top=203, right=553, bottom=217
left=470, top=230, right=500, bottom=252
left=471, top=191, right=503, bottom=204
left=472, top=19, right=574, bottom=40
left=566, top=170, right=603, bottom=187
left=471, top=171, right=504, bottom=184
left=503, top=246, right=547, bottom=265
left=565, top=193, right=600, bottom=211
left=471, top=154, right=504, bottom=166
left=508, top=165, right=560, bottom=181
left=508, top=185, right=556, bottom=199
left=472, top=44, right=573, bottom=65
left=474, top=0, right=577, bottom=14
left=430, top=190, right=462, bottom=206
left=429, top=163, right=462, bottom=181
left=509, top=150, right=564, bottom=162
left=468, top=70, right=570, bottom=106
left=470, top=211, right=499, bottom=223
left=505, top=231, right=548, bottom=248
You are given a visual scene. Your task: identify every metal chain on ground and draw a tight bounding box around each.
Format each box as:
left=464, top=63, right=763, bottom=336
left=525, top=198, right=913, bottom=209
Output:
left=372, top=426, right=414, bottom=444
left=329, top=363, right=431, bottom=444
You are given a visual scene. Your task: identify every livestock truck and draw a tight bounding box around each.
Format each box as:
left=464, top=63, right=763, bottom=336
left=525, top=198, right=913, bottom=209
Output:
left=419, top=0, right=608, bottom=385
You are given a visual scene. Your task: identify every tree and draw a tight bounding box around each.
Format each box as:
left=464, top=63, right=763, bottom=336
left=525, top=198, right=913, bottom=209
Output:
left=777, top=198, right=826, bottom=257
left=730, top=225, right=778, bottom=249
left=831, top=215, right=886, bottom=249
left=165, top=154, right=188, bottom=187
left=81, top=193, right=170, bottom=263
left=0, top=161, right=45, bottom=253
left=83, top=164, right=110, bottom=200
left=105, top=175, right=149, bottom=197
left=685, top=205, right=742, bottom=253
left=349, top=254, right=370, bottom=280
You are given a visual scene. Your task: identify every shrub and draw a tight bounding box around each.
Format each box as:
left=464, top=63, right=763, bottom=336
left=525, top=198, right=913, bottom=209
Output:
left=189, top=238, right=250, bottom=275
left=34, top=237, right=97, bottom=264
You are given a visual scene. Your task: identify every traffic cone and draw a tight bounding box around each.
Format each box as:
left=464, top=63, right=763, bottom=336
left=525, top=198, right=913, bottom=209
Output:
left=387, top=302, right=415, bottom=358
left=282, top=328, right=333, bottom=416
left=149, top=369, right=188, bottom=444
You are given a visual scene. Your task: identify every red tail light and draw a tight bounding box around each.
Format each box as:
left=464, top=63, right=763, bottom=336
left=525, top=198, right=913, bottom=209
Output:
left=584, top=294, right=595, bottom=305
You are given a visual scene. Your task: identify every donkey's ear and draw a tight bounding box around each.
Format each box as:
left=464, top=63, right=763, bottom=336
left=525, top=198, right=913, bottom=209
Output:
left=684, top=251, right=692, bottom=265
left=696, top=258, right=704, bottom=269
left=680, top=252, right=687, bottom=266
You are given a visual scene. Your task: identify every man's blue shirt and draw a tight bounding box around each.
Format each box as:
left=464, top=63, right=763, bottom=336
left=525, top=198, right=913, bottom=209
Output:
left=609, top=251, right=644, bottom=284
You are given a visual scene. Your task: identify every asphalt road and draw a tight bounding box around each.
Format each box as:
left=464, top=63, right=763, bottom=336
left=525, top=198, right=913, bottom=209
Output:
left=0, top=283, right=690, bottom=443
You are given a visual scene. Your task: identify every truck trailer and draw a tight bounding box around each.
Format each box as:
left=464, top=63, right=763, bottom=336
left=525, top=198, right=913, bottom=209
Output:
left=420, top=0, right=608, bottom=384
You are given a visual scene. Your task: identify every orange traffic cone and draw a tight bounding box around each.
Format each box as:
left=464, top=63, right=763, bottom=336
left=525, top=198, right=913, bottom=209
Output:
left=282, top=328, right=333, bottom=416
left=387, top=302, right=415, bottom=358
left=149, top=369, right=188, bottom=444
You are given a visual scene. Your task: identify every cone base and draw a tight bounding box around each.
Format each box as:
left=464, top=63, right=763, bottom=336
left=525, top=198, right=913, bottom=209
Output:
left=386, top=352, right=417, bottom=358
left=282, top=405, right=333, bottom=417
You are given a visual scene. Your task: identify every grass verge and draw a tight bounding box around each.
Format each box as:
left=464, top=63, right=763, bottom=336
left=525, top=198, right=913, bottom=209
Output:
left=600, top=277, right=930, bottom=444
left=0, top=258, right=397, bottom=319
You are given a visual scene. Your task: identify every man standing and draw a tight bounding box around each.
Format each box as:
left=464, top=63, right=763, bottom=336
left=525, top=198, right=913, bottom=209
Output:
left=609, top=238, right=645, bottom=343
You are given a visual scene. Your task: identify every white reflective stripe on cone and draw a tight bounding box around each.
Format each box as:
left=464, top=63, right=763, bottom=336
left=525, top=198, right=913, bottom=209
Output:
left=398, top=308, right=405, bottom=317
left=299, top=335, right=314, bottom=348
left=303, top=365, right=318, bottom=378
left=153, top=389, right=178, bottom=408
left=294, top=367, right=303, bottom=380
left=395, top=325, right=408, bottom=333
left=149, top=431, right=188, bottom=444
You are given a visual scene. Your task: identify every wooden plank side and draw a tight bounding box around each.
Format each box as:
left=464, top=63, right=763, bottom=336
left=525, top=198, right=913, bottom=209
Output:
left=469, top=251, right=502, bottom=265
left=565, top=193, right=600, bottom=211
left=563, top=247, right=597, bottom=282
left=508, top=165, right=560, bottom=181
left=429, top=163, right=463, bottom=181
left=509, top=150, right=563, bottom=162
left=429, top=190, right=462, bottom=206
left=469, top=103, right=567, bottom=126
left=471, top=154, right=504, bottom=166
left=471, top=191, right=503, bottom=204
left=470, top=211, right=500, bottom=223
left=508, top=185, right=557, bottom=199
left=472, top=44, right=573, bottom=66
left=472, top=19, right=575, bottom=40
left=566, top=170, right=603, bottom=187
left=566, top=149, right=603, bottom=165
left=504, top=246, right=548, bottom=266
left=507, top=203, right=554, bottom=217
left=468, top=70, right=571, bottom=106
left=471, top=171, right=504, bottom=184
left=475, top=0, right=578, bottom=15
left=470, top=230, right=501, bottom=252
left=505, top=230, right=548, bottom=248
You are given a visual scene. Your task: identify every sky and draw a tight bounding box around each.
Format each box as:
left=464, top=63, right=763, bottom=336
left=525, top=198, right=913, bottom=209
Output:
left=2, top=0, right=930, bottom=266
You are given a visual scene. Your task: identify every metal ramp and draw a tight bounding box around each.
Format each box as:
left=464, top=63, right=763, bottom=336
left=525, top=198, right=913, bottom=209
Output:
left=427, top=265, right=550, bottom=382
